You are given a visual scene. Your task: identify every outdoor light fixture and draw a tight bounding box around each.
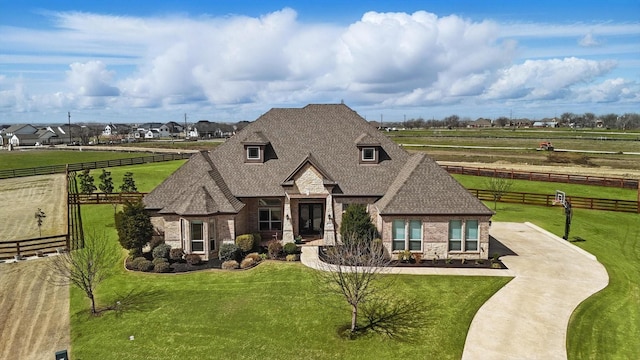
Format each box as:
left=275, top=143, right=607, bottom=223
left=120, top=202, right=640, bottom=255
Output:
left=286, top=214, right=290, bottom=220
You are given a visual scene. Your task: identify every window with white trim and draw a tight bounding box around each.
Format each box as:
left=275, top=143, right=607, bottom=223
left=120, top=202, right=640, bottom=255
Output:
left=449, top=220, right=479, bottom=252
left=247, top=146, right=260, bottom=160
left=259, top=199, right=282, bottom=231
left=392, top=220, right=405, bottom=251
left=392, top=219, right=422, bottom=251
left=191, top=220, right=204, bottom=252
left=362, top=147, right=376, bottom=161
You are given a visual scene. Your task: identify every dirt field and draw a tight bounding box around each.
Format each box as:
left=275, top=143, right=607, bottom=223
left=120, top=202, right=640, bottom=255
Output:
left=0, top=258, right=70, bottom=359
left=0, top=174, right=67, bottom=240
left=0, top=174, right=70, bottom=359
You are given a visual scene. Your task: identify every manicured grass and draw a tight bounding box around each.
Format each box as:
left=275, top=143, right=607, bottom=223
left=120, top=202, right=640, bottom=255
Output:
left=489, top=203, right=640, bottom=359
left=0, top=150, right=150, bottom=171
left=93, top=160, right=186, bottom=193
left=71, top=205, right=510, bottom=360
left=453, top=174, right=638, bottom=201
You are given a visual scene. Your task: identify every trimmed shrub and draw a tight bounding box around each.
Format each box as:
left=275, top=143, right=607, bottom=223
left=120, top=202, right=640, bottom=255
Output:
left=240, top=257, right=256, bottom=269
left=283, top=242, right=298, bottom=255
left=125, top=256, right=135, bottom=270
left=185, top=253, right=202, bottom=265
left=222, top=260, right=239, bottom=270
left=267, top=240, right=283, bottom=259
left=339, top=204, right=377, bottom=245
left=235, top=234, right=255, bottom=252
left=259, top=253, right=268, bottom=261
left=169, top=248, right=184, bottom=261
left=128, top=248, right=142, bottom=258
left=171, top=262, right=189, bottom=273
left=219, top=243, right=241, bottom=261
left=244, top=252, right=261, bottom=262
left=152, top=257, right=168, bottom=265
left=132, top=257, right=153, bottom=272
left=286, top=254, right=298, bottom=262
left=252, top=233, right=262, bottom=244
left=152, top=243, right=171, bottom=260
left=153, top=262, right=172, bottom=273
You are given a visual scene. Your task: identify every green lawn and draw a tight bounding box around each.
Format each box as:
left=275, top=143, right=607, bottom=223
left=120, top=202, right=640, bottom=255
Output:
left=92, top=160, right=186, bottom=193
left=0, top=150, right=151, bottom=171
left=72, top=205, right=509, bottom=360
left=453, top=174, right=638, bottom=201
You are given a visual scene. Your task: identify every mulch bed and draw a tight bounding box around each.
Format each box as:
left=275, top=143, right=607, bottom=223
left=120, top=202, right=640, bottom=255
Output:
left=392, top=258, right=507, bottom=269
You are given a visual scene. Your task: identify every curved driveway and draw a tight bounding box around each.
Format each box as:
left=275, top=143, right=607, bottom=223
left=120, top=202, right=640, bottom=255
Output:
left=300, top=221, right=609, bottom=359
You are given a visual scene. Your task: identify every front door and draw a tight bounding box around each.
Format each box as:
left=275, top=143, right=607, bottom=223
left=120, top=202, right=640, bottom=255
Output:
left=299, top=203, right=324, bottom=236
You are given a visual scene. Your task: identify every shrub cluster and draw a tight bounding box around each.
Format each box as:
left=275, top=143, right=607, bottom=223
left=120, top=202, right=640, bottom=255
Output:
left=152, top=243, right=171, bottom=260
left=152, top=257, right=168, bottom=265
left=222, top=260, right=239, bottom=270
left=244, top=252, right=261, bottom=262
left=235, top=234, right=256, bottom=252
left=219, top=243, right=241, bottom=261
left=169, top=248, right=184, bottom=261
left=153, top=262, right=172, bottom=273
left=185, top=253, right=202, bottom=265
left=171, top=262, right=190, bottom=272
left=267, top=240, right=283, bottom=259
left=240, top=257, right=256, bottom=269
left=132, top=257, right=153, bottom=272
left=283, top=242, right=299, bottom=255
left=286, top=254, right=298, bottom=262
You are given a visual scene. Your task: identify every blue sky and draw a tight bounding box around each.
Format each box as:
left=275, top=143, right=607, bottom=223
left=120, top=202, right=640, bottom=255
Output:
left=1, top=1, right=639, bottom=124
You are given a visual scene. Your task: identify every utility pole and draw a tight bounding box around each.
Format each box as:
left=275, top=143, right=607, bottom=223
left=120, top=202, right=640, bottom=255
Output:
left=68, top=112, right=72, bottom=144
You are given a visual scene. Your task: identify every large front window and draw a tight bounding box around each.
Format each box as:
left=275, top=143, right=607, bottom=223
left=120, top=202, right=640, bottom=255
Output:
left=259, top=199, right=282, bottom=231
left=392, top=219, right=422, bottom=251
left=449, top=220, right=479, bottom=252
left=392, top=220, right=405, bottom=251
left=191, top=221, right=204, bottom=252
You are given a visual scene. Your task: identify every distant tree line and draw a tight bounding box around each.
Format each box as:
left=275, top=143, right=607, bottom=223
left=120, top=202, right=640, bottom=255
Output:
left=378, top=112, right=640, bottom=130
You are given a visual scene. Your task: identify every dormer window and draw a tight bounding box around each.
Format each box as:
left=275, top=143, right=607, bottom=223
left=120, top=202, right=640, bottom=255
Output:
left=242, top=131, right=270, bottom=164
left=247, top=146, right=261, bottom=160
left=361, top=147, right=376, bottom=162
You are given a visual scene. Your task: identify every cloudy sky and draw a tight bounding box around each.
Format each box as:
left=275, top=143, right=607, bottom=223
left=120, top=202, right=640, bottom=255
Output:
left=1, top=0, right=639, bottom=124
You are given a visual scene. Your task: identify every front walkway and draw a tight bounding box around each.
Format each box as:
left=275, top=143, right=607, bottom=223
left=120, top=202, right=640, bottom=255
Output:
left=300, top=222, right=609, bottom=359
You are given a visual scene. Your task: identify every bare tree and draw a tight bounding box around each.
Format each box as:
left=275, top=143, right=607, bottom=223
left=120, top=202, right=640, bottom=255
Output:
left=316, top=236, right=393, bottom=334
left=48, top=233, right=118, bottom=315
left=484, top=176, right=513, bottom=210
left=34, top=208, right=46, bottom=237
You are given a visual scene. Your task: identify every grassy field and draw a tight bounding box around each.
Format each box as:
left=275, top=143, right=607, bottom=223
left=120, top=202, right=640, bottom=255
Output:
left=0, top=150, right=151, bottom=171
left=91, top=160, right=186, bottom=193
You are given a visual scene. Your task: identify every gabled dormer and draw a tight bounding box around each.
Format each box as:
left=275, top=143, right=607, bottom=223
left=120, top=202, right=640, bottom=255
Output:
left=355, top=133, right=381, bottom=164
left=241, top=131, right=270, bottom=163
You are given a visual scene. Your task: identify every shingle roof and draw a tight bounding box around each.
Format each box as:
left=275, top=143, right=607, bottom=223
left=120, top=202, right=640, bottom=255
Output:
left=145, top=104, right=489, bottom=216
left=376, top=153, right=494, bottom=215
left=210, top=104, right=410, bottom=197
left=144, top=151, right=244, bottom=215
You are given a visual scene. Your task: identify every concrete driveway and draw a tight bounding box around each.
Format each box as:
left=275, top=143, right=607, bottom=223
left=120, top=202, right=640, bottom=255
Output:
left=462, top=222, right=609, bottom=360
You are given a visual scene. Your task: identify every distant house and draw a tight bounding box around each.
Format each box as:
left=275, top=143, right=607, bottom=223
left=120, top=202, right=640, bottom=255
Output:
left=3, top=124, right=38, bottom=137
left=144, top=104, right=493, bottom=261
left=468, top=118, right=492, bottom=128
left=145, top=129, right=161, bottom=139
left=193, top=120, right=235, bottom=139
left=160, top=122, right=184, bottom=138
left=532, top=121, right=558, bottom=128
left=103, top=123, right=132, bottom=137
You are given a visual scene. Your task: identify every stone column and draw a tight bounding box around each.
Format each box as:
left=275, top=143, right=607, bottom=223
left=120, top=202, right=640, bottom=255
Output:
left=323, top=194, right=336, bottom=245
left=282, top=196, right=294, bottom=243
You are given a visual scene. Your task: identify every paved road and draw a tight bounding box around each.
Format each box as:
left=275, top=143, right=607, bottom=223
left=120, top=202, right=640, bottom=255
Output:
left=300, top=222, right=609, bottom=359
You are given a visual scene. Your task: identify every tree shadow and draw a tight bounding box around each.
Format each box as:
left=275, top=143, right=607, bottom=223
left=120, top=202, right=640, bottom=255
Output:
left=336, top=296, right=425, bottom=342
left=94, top=288, right=165, bottom=317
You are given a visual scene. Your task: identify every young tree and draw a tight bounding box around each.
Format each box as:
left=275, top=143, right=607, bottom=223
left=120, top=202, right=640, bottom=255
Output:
left=77, top=169, right=97, bottom=194
left=98, top=169, right=114, bottom=194
left=484, top=176, right=513, bottom=210
left=339, top=204, right=377, bottom=245
left=48, top=232, right=118, bottom=315
left=34, top=208, right=46, bottom=237
left=316, top=235, right=392, bottom=335
left=119, top=172, right=138, bottom=193
left=115, top=201, right=154, bottom=254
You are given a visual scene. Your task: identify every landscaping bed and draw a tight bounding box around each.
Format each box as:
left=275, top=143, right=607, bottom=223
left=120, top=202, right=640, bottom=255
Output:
left=391, top=258, right=507, bottom=269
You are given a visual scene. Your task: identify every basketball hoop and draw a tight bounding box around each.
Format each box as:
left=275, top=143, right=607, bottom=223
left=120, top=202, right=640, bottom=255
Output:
left=554, top=190, right=566, bottom=207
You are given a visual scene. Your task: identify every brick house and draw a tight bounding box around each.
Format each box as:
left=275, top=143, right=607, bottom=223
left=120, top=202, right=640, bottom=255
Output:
left=144, top=104, right=493, bottom=260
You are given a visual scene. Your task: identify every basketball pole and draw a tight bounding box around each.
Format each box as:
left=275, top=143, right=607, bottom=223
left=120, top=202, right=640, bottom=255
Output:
left=563, top=200, right=572, bottom=240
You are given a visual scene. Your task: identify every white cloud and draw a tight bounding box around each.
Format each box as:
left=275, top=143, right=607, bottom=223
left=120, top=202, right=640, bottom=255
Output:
left=66, top=61, right=119, bottom=97
left=0, top=8, right=637, bottom=121
left=579, top=33, right=600, bottom=47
